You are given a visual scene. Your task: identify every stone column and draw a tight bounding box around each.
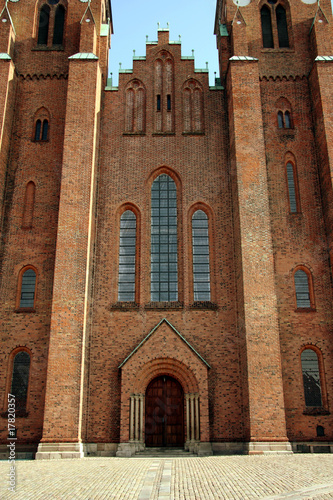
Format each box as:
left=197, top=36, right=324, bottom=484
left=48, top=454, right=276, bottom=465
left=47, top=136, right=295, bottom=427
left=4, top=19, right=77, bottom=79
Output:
left=139, top=395, right=144, bottom=443
left=195, top=394, right=200, bottom=441
left=129, top=395, right=135, bottom=441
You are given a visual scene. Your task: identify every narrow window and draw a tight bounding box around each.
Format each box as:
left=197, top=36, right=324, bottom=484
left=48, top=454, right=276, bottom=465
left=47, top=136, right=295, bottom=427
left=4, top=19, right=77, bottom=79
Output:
left=20, top=269, right=37, bottom=308
left=276, top=5, right=289, bottom=48
left=192, top=210, right=210, bottom=301
left=261, top=6, right=274, bottom=48
left=118, top=211, right=136, bottom=302
left=151, top=174, right=178, bottom=302
left=278, top=111, right=284, bottom=128
left=157, top=94, right=161, bottom=112
left=22, top=182, right=36, bottom=229
left=11, top=351, right=31, bottom=411
left=317, top=425, right=325, bottom=437
left=286, top=162, right=298, bottom=213
left=301, top=349, right=322, bottom=407
left=294, top=270, right=311, bottom=308
left=284, top=111, right=291, bottom=129
left=167, top=94, right=171, bottom=111
left=53, top=5, right=65, bottom=45
left=37, top=5, right=50, bottom=45
left=35, top=119, right=42, bottom=141
left=42, top=120, right=48, bottom=141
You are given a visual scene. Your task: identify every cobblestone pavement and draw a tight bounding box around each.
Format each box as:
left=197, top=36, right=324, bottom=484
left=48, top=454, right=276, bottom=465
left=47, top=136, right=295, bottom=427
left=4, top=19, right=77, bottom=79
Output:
left=1, top=455, right=333, bottom=500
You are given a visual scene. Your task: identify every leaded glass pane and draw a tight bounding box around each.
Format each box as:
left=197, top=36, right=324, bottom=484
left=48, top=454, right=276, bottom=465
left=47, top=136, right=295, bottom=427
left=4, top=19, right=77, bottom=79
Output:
left=286, top=163, right=297, bottom=213
left=118, top=211, right=136, bottom=302
left=294, top=270, right=310, bottom=308
left=150, top=174, right=178, bottom=301
left=192, top=210, right=210, bottom=301
left=11, top=352, right=30, bottom=411
left=301, top=349, right=322, bottom=407
left=20, top=269, right=36, bottom=308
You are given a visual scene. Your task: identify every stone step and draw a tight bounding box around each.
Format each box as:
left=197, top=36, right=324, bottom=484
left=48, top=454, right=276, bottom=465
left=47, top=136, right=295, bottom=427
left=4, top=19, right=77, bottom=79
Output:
left=135, top=447, right=196, bottom=458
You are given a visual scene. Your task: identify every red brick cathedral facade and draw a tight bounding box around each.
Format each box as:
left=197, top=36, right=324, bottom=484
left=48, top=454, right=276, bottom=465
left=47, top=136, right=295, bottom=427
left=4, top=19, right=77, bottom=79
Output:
left=0, top=0, right=332, bottom=459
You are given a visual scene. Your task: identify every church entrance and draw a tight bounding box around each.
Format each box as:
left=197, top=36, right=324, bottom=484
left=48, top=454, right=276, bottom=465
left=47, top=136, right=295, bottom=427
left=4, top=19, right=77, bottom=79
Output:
left=145, top=375, right=184, bottom=447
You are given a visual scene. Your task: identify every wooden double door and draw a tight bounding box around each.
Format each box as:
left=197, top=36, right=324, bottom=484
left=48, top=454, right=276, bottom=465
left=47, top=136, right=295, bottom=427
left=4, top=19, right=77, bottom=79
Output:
left=145, top=376, right=184, bottom=447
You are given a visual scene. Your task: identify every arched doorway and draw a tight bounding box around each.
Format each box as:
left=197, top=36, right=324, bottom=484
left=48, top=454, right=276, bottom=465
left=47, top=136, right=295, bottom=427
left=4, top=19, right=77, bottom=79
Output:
left=145, top=375, right=184, bottom=447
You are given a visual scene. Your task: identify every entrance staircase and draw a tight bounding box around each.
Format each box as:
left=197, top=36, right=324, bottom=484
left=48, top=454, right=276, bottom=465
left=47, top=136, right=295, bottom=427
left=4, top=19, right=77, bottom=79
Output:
left=135, top=447, right=196, bottom=458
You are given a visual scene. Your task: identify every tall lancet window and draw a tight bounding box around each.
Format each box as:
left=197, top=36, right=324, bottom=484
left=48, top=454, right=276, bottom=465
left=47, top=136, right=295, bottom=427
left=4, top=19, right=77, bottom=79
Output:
left=192, top=210, right=210, bottom=301
left=301, top=349, right=322, bottom=407
left=118, top=210, right=137, bottom=302
left=11, top=351, right=31, bottom=412
left=151, top=174, right=178, bottom=301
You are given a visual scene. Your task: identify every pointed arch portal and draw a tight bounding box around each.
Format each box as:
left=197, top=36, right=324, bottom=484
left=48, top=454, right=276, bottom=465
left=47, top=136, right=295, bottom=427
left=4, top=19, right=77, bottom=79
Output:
left=145, top=375, right=184, bottom=447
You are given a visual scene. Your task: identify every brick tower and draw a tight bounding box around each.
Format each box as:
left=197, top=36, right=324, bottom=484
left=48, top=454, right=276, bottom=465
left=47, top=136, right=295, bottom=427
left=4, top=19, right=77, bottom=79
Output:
left=0, top=0, right=332, bottom=459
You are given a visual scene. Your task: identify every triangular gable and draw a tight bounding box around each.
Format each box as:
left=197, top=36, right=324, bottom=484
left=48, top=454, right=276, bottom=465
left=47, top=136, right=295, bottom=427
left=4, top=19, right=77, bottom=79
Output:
left=118, top=318, right=211, bottom=369
left=0, top=4, right=16, bottom=35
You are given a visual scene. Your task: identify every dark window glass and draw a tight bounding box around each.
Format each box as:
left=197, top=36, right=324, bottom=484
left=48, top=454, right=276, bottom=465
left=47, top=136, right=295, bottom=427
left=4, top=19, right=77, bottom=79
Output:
left=118, top=211, right=136, bottom=302
left=11, top=352, right=30, bottom=411
left=301, top=349, right=322, bottom=407
left=317, top=425, right=325, bottom=437
left=192, top=210, right=210, bottom=301
left=42, top=120, right=48, bottom=140
left=20, top=269, right=36, bottom=308
left=167, top=94, right=171, bottom=111
left=151, top=174, right=178, bottom=301
left=53, top=5, right=65, bottom=45
left=276, top=5, right=289, bottom=48
left=35, top=119, right=42, bottom=141
left=157, top=94, right=161, bottom=112
left=294, top=270, right=310, bottom=308
left=286, top=162, right=297, bottom=213
left=284, top=111, right=291, bottom=128
left=37, top=5, right=50, bottom=45
left=278, top=111, right=284, bottom=128
left=261, top=6, right=274, bottom=48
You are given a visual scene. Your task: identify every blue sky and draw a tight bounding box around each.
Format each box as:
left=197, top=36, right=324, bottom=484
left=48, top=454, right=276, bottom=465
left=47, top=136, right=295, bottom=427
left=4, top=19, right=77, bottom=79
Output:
left=108, top=0, right=333, bottom=87
left=108, top=0, right=218, bottom=86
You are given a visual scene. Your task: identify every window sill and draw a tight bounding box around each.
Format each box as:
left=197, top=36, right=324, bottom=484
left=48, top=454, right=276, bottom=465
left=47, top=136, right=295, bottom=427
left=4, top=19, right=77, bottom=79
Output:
left=152, top=132, right=175, bottom=136
left=32, top=139, right=49, bottom=143
left=145, top=301, right=183, bottom=310
left=123, top=132, right=146, bottom=136
left=277, top=129, right=295, bottom=139
left=15, top=308, right=36, bottom=314
left=303, top=408, right=330, bottom=416
left=295, top=307, right=316, bottom=313
left=1, top=410, right=29, bottom=418
left=110, top=302, right=139, bottom=311
left=182, top=131, right=205, bottom=136
left=32, top=45, right=64, bottom=52
left=261, top=48, right=294, bottom=53
left=189, top=301, right=218, bottom=310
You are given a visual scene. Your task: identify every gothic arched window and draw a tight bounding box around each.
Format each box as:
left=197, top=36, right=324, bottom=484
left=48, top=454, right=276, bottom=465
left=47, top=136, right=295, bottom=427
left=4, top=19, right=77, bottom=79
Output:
left=118, top=210, right=137, bottom=302
left=301, top=349, right=322, bottom=407
left=10, top=351, right=31, bottom=412
left=192, top=210, right=210, bottom=301
left=261, top=5, right=274, bottom=48
left=261, top=2, right=291, bottom=49
left=286, top=162, right=299, bottom=213
left=154, top=52, right=174, bottom=133
left=37, top=4, right=50, bottom=45
left=294, top=269, right=311, bottom=309
left=151, top=174, right=178, bottom=301
left=53, top=5, right=65, bottom=45
left=276, top=4, right=289, bottom=48
left=19, top=268, right=37, bottom=309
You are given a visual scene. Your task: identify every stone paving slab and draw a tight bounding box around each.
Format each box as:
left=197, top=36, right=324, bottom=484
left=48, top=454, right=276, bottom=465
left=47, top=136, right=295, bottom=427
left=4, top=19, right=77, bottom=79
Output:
left=0, top=454, right=333, bottom=499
